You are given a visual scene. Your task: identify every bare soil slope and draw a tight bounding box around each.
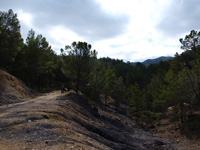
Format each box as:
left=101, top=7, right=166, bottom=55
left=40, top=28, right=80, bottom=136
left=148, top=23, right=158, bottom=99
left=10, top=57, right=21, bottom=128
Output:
left=0, top=69, right=35, bottom=105
left=0, top=70, right=174, bottom=150
left=0, top=91, right=174, bottom=150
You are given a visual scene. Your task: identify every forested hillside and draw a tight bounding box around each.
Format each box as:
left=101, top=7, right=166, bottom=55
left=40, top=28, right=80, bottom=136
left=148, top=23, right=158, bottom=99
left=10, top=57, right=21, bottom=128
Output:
left=1, top=9, right=200, bottom=140
left=131, top=56, right=173, bottom=66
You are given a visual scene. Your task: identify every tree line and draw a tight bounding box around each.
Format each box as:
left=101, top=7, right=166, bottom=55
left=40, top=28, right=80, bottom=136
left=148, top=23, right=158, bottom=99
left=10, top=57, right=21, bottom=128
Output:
left=1, top=9, right=200, bottom=128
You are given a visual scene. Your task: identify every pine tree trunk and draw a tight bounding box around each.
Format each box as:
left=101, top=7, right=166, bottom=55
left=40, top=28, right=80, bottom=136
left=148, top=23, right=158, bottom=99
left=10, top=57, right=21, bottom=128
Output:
left=180, top=99, right=185, bottom=123
left=104, top=95, right=107, bottom=106
left=76, top=72, right=80, bottom=94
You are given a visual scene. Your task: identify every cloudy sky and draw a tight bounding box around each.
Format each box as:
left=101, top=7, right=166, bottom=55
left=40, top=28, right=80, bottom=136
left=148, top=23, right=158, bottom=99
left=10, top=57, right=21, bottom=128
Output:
left=1, top=0, right=200, bottom=62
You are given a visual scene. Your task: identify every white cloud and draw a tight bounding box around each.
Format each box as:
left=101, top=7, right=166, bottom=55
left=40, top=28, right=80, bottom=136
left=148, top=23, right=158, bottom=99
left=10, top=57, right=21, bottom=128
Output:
left=156, top=0, right=200, bottom=37
left=94, top=0, right=186, bottom=62
left=0, top=0, right=198, bottom=62
left=18, top=10, right=33, bottom=27
left=48, top=25, right=84, bottom=53
left=17, top=10, right=35, bottom=41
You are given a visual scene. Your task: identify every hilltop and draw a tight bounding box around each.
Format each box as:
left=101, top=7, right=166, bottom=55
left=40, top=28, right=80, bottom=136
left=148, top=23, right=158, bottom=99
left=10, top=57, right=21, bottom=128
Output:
left=131, top=56, right=173, bottom=66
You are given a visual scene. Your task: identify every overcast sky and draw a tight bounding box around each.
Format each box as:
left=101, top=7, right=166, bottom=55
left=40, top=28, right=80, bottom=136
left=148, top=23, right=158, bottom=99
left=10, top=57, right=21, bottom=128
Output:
left=1, top=0, right=200, bottom=62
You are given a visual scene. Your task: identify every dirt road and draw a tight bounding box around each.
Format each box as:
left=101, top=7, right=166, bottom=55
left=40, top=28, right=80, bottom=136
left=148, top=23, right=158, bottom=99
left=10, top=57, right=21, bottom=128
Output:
left=0, top=91, right=175, bottom=150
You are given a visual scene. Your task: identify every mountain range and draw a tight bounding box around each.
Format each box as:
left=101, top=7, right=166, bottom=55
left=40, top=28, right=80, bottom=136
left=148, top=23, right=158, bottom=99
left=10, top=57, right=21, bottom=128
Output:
left=131, top=56, right=173, bottom=66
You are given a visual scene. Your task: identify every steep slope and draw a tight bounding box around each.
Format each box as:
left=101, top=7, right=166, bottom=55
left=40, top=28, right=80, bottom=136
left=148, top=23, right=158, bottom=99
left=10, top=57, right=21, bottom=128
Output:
left=0, top=69, right=36, bottom=105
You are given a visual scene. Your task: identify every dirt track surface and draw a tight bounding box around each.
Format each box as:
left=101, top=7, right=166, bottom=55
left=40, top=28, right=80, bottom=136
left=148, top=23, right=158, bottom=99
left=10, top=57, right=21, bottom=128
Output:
left=0, top=91, right=176, bottom=150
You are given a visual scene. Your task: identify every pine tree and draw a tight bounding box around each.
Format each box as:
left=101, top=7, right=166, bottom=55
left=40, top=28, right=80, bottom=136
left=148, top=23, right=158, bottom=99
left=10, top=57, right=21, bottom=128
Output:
left=62, top=41, right=97, bottom=93
left=0, top=9, right=23, bottom=72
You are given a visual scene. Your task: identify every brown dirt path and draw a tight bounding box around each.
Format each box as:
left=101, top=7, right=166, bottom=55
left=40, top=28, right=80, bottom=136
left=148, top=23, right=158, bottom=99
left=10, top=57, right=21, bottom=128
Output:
left=0, top=91, right=174, bottom=150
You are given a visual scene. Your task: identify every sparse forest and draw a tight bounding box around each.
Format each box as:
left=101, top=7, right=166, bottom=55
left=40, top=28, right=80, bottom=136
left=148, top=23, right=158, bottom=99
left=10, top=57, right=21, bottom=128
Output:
left=1, top=9, right=200, bottom=139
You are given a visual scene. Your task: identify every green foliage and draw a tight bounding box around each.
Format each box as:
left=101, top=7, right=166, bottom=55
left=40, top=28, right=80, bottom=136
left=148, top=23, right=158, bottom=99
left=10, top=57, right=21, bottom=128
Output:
left=145, top=70, right=167, bottom=113
left=141, top=30, right=200, bottom=124
left=141, top=110, right=161, bottom=124
left=178, top=30, right=200, bottom=105
left=180, top=30, right=200, bottom=51
left=180, top=115, right=200, bottom=139
left=112, top=76, right=126, bottom=108
left=0, top=9, right=23, bottom=72
left=82, top=62, right=104, bottom=102
left=163, top=69, right=180, bottom=106
left=2, top=10, right=200, bottom=128
left=61, top=41, right=97, bottom=93
left=102, top=66, right=117, bottom=105
left=0, top=10, right=60, bottom=91
left=128, top=84, right=144, bottom=121
left=22, top=29, right=57, bottom=90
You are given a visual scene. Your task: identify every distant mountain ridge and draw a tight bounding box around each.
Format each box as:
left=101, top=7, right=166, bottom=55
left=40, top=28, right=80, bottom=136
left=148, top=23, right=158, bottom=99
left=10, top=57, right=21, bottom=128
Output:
left=131, top=56, right=173, bottom=66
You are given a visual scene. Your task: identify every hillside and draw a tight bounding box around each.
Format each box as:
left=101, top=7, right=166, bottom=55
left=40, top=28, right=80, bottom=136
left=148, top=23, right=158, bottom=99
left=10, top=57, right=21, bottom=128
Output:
left=0, top=70, right=175, bottom=150
left=131, top=56, right=173, bottom=66
left=154, top=105, right=200, bottom=150
left=1, top=70, right=200, bottom=150
left=0, top=92, right=175, bottom=150
left=0, top=69, right=36, bottom=105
